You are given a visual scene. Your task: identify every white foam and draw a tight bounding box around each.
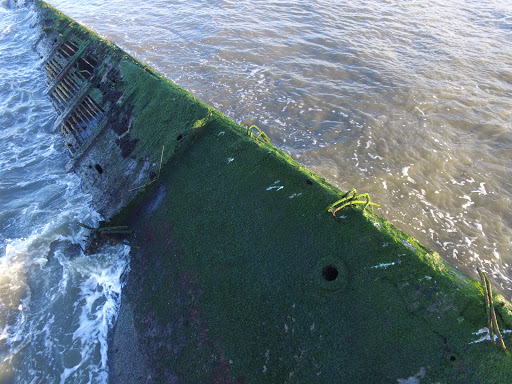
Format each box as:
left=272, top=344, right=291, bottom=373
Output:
left=401, top=166, right=416, bottom=183
left=460, top=195, right=474, bottom=209
left=274, top=118, right=286, bottom=127
left=1, top=186, right=128, bottom=381
left=66, top=245, right=130, bottom=381
left=472, top=182, right=487, bottom=195
left=368, top=153, right=383, bottom=160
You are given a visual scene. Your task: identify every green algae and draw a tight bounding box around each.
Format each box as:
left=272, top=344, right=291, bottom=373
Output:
left=118, top=58, right=214, bottom=165
left=112, top=122, right=512, bottom=382
left=34, top=1, right=512, bottom=382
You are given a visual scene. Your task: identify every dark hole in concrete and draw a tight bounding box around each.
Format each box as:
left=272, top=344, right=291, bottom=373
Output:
left=95, top=164, right=103, bottom=174
left=322, top=264, right=338, bottom=281
left=306, top=179, right=313, bottom=185
left=177, top=134, right=183, bottom=141
left=450, top=355, right=456, bottom=361
left=118, top=136, right=138, bottom=158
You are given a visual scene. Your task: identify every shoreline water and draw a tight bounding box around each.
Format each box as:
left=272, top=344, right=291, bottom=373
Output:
left=0, top=2, right=131, bottom=382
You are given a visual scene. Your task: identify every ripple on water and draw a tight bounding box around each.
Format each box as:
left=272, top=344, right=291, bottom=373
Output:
left=0, top=4, right=130, bottom=383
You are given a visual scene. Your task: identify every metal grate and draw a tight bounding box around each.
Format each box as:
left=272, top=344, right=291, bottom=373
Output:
left=61, top=95, right=104, bottom=155
left=49, top=69, right=86, bottom=112
left=44, top=58, right=63, bottom=83
left=43, top=38, right=108, bottom=155
left=76, top=56, right=98, bottom=79
left=59, top=40, right=79, bottom=58
left=44, top=40, right=79, bottom=83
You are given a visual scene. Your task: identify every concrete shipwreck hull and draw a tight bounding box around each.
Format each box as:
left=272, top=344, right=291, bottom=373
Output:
left=32, top=1, right=512, bottom=383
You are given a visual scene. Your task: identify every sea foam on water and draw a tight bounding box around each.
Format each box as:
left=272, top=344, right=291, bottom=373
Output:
left=0, top=4, right=130, bottom=383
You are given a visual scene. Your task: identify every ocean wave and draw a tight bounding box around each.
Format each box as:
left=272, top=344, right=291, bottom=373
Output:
left=0, top=4, right=130, bottom=383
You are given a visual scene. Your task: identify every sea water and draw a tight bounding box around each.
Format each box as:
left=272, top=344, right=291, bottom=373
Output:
left=1, top=0, right=512, bottom=382
left=0, top=2, right=129, bottom=382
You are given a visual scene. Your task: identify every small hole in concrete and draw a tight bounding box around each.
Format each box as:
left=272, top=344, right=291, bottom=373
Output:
left=322, top=264, right=338, bottom=281
left=94, top=164, right=103, bottom=174
left=177, top=134, right=183, bottom=141
left=450, top=355, right=456, bottom=362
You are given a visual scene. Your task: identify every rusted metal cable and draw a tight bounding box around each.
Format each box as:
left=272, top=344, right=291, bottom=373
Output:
left=247, top=125, right=270, bottom=143
left=477, top=267, right=494, bottom=343
left=477, top=267, right=508, bottom=353
left=327, top=189, right=380, bottom=217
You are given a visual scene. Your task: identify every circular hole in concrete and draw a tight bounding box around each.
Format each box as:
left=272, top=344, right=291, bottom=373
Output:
left=322, top=264, right=339, bottom=281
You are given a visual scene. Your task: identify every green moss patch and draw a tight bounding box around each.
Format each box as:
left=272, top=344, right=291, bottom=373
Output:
left=114, top=122, right=512, bottom=383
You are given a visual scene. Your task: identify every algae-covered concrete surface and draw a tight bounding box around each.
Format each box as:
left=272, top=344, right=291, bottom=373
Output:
left=33, top=1, right=512, bottom=382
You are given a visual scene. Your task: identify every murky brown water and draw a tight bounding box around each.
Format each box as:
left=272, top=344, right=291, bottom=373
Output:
left=46, top=0, right=512, bottom=297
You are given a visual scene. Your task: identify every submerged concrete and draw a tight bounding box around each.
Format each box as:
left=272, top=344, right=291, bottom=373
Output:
left=33, top=1, right=512, bottom=383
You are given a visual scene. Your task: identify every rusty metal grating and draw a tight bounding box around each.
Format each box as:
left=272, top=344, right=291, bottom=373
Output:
left=46, top=42, right=100, bottom=113
left=61, top=95, right=104, bottom=155
left=59, top=40, right=79, bottom=58
left=49, top=69, right=86, bottom=112
left=42, top=37, right=110, bottom=156
left=76, top=55, right=98, bottom=79
left=44, top=40, right=79, bottom=83
left=44, top=58, right=63, bottom=82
